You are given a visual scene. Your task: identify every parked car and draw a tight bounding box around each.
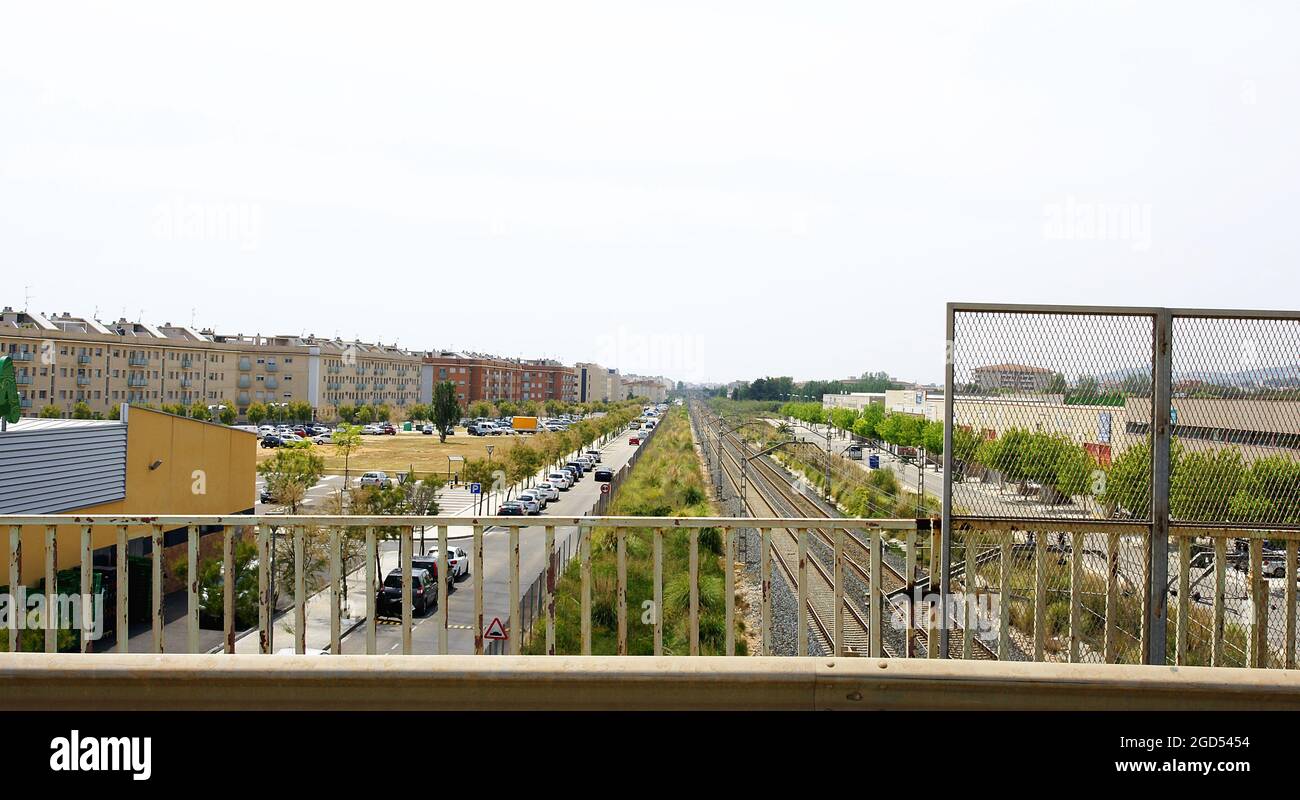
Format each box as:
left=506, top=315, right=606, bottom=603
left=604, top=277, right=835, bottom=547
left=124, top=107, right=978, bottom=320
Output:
left=411, top=556, right=454, bottom=594
left=562, top=466, right=580, bottom=484
left=628, top=434, right=641, bottom=445
left=584, top=449, right=602, bottom=463
left=519, top=490, right=547, bottom=511
left=594, top=468, right=614, bottom=482
left=515, top=495, right=541, bottom=515
left=421, top=425, right=434, bottom=435
left=381, top=423, right=397, bottom=435
left=259, top=487, right=276, bottom=503
left=576, top=456, right=594, bottom=471
left=498, top=501, right=526, bottom=516
left=547, top=471, right=572, bottom=489
left=360, top=471, right=391, bottom=488
left=376, top=568, right=436, bottom=617
left=443, top=546, right=469, bottom=579
left=362, top=424, right=383, bottom=435
left=313, top=432, right=333, bottom=445
left=565, top=461, right=585, bottom=477
left=260, top=435, right=284, bottom=448
left=536, top=483, right=560, bottom=501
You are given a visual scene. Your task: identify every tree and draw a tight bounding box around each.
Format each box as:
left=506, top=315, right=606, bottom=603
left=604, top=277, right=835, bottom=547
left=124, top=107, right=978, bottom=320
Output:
left=39, top=404, right=61, bottom=418
left=497, top=400, right=518, bottom=418
left=257, top=447, right=325, bottom=514
left=401, top=469, right=443, bottom=553
left=337, top=404, right=357, bottom=424
left=1045, top=372, right=1068, bottom=395
left=218, top=401, right=237, bottom=426
left=1074, top=374, right=1100, bottom=400
left=356, top=405, right=374, bottom=425
left=108, top=404, right=121, bottom=421
left=431, top=381, right=461, bottom=443
left=188, top=401, right=211, bottom=421
left=71, top=401, right=93, bottom=420
left=406, top=403, right=428, bottom=424
left=292, top=401, right=314, bottom=423
left=332, top=423, right=362, bottom=493
left=470, top=400, right=496, bottom=420
left=247, top=402, right=268, bottom=426
left=374, top=404, right=391, bottom=423
left=506, top=441, right=542, bottom=498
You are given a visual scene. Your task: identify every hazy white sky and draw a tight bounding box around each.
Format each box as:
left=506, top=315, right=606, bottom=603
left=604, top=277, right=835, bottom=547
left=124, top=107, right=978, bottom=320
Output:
left=2, top=2, right=1298, bottom=385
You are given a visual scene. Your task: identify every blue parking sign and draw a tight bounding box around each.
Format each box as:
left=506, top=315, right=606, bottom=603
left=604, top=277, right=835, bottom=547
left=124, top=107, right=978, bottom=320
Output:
left=469, top=482, right=481, bottom=494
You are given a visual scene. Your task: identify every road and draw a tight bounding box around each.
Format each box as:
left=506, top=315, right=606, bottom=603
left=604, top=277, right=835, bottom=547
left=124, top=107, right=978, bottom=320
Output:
left=335, top=427, right=646, bottom=654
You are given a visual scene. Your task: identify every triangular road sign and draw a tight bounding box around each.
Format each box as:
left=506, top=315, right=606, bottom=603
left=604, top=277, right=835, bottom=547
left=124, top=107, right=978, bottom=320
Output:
left=484, top=617, right=508, bottom=640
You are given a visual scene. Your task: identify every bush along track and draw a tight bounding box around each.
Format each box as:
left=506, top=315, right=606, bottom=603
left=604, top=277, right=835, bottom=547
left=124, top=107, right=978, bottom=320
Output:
left=525, top=406, right=748, bottom=655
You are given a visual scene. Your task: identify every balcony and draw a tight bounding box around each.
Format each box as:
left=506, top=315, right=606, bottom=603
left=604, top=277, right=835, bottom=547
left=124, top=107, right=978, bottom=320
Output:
left=127, top=376, right=148, bottom=388
left=181, top=378, right=193, bottom=388
left=15, top=374, right=31, bottom=385
left=238, top=376, right=251, bottom=389
left=0, top=512, right=1295, bottom=712
left=181, top=357, right=193, bottom=368
left=18, top=397, right=31, bottom=408
left=10, top=350, right=33, bottom=362
left=265, top=362, right=278, bottom=372
left=128, top=355, right=148, bottom=367
left=265, top=377, right=278, bottom=389
left=77, top=354, right=91, bottom=364
left=237, top=392, right=250, bottom=406
left=76, top=376, right=90, bottom=386
left=239, top=358, right=252, bottom=371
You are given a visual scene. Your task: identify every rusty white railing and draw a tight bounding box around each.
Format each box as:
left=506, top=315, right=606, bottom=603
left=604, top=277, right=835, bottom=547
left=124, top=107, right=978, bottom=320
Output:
left=3, top=514, right=927, bottom=657
left=7, top=514, right=1292, bottom=666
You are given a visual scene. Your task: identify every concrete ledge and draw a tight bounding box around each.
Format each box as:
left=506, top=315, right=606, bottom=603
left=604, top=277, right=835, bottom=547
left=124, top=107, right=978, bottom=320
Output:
left=3, top=655, right=1300, bottom=710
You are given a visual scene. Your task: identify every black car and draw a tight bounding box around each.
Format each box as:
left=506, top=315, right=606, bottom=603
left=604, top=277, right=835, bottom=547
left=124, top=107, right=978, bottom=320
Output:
left=562, top=466, right=580, bottom=484
left=498, top=501, right=526, bottom=516
left=260, top=435, right=284, bottom=448
left=565, top=461, right=585, bottom=477
left=411, top=556, right=454, bottom=593
left=375, top=568, right=437, bottom=617
left=594, top=468, right=613, bottom=482
left=259, top=488, right=276, bottom=503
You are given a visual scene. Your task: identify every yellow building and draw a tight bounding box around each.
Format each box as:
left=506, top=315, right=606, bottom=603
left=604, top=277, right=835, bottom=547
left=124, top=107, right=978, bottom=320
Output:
left=1, top=405, right=255, bottom=585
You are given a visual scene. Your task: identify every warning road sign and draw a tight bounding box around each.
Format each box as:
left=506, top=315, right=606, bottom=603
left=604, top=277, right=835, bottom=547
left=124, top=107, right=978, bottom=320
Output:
left=484, top=617, right=508, bottom=640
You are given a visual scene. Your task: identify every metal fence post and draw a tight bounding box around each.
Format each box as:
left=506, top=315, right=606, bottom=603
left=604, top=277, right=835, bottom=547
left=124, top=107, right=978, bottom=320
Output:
left=939, top=302, right=955, bottom=659
left=1147, top=309, right=1172, bottom=665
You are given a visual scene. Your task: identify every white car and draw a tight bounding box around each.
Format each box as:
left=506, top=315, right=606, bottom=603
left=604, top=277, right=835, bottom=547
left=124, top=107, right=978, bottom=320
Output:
left=362, top=424, right=384, bottom=435
left=535, top=483, right=560, bottom=502
left=518, top=490, right=547, bottom=511
left=515, top=495, right=541, bottom=515
left=444, top=546, right=469, bottom=579
left=360, top=471, right=391, bottom=488
left=547, top=471, right=572, bottom=490
left=313, top=431, right=333, bottom=445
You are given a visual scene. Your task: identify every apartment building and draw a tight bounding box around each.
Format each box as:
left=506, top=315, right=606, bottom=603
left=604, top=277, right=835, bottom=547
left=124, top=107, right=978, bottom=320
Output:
left=423, top=352, right=578, bottom=406
left=576, top=362, right=622, bottom=403
left=0, top=308, right=424, bottom=420
left=623, top=377, right=668, bottom=403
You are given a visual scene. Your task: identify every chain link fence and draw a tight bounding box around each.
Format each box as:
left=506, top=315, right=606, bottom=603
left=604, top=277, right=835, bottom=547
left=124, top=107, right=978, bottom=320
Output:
left=945, top=304, right=1300, bottom=668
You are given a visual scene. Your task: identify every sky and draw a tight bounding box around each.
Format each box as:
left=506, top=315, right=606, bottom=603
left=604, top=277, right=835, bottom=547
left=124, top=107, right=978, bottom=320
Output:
left=2, top=1, right=1298, bottom=386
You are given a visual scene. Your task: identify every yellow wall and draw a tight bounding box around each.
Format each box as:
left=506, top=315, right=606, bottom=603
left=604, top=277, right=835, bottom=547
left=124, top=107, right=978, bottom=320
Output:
left=14, top=407, right=256, bottom=584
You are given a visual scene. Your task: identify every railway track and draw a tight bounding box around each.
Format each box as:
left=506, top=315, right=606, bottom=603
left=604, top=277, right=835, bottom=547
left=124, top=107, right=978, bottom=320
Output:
left=704, top=410, right=998, bottom=659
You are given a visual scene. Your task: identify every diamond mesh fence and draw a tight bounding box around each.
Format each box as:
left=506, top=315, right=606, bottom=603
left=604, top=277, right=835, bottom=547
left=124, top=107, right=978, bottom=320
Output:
left=947, top=305, right=1300, bottom=669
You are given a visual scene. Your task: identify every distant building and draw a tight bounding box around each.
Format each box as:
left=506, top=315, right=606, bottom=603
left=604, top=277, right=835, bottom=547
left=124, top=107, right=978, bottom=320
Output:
left=822, top=392, right=885, bottom=412
left=972, top=363, right=1054, bottom=393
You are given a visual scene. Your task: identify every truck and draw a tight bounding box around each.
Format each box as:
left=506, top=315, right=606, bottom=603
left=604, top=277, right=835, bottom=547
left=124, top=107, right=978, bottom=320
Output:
left=512, top=416, right=539, bottom=433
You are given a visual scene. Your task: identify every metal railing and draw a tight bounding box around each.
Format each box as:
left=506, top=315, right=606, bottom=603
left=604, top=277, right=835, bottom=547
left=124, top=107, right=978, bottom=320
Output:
left=1, top=513, right=924, bottom=658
